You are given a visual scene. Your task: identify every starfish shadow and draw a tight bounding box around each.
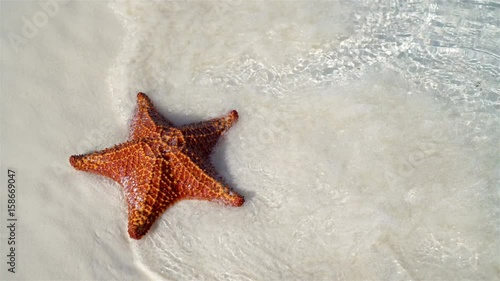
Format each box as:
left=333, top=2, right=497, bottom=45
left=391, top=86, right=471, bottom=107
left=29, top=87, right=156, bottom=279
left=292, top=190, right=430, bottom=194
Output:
left=211, top=144, right=256, bottom=202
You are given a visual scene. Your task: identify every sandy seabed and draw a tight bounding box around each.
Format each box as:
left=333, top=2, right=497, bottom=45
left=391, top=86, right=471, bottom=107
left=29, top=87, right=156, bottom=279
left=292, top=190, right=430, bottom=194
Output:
left=1, top=0, right=499, bottom=280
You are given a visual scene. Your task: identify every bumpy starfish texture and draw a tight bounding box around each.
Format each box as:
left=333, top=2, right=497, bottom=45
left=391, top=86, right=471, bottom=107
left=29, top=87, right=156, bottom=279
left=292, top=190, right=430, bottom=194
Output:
left=69, top=92, right=244, bottom=239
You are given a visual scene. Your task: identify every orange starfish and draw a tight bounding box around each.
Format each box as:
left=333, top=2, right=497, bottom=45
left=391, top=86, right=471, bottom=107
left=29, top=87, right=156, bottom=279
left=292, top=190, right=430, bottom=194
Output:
left=69, top=92, right=244, bottom=239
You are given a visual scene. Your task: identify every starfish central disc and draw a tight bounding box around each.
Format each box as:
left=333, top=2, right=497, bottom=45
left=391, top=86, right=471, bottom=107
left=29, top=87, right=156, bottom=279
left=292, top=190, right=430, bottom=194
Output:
left=69, top=92, right=244, bottom=239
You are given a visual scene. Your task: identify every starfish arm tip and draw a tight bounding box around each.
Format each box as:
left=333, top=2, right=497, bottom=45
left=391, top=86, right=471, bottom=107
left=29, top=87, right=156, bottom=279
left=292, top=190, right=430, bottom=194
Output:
left=233, top=195, right=245, bottom=207
left=229, top=110, right=239, bottom=121
left=69, top=154, right=82, bottom=169
left=128, top=229, right=143, bottom=240
left=136, top=92, right=152, bottom=108
left=225, top=190, right=245, bottom=206
left=128, top=220, right=153, bottom=240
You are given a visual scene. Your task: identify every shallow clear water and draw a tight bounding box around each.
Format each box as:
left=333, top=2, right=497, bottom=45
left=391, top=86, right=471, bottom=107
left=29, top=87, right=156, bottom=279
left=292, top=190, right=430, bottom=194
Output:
left=107, top=1, right=499, bottom=280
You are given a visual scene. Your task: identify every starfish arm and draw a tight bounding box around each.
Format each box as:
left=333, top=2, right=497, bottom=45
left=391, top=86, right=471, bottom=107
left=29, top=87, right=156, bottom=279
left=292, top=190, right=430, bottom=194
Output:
left=170, top=152, right=244, bottom=207
left=126, top=157, right=180, bottom=239
left=129, top=92, right=173, bottom=141
left=180, top=110, right=239, bottom=158
left=69, top=141, right=155, bottom=184
left=69, top=141, right=180, bottom=239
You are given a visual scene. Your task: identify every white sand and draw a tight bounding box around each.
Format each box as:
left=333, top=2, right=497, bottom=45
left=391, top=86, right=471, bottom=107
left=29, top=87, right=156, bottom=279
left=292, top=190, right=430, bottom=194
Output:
left=1, top=0, right=499, bottom=280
